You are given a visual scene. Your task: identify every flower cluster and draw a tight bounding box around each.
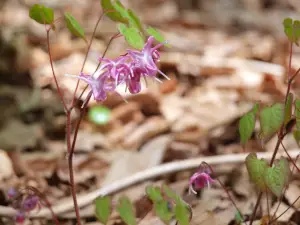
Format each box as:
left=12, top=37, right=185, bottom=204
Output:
left=65, top=36, right=169, bottom=102
left=7, top=187, right=40, bottom=224
left=189, top=166, right=215, bottom=194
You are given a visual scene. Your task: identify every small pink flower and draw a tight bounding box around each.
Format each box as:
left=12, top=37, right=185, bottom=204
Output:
left=127, top=36, right=169, bottom=80
left=189, top=170, right=215, bottom=194
left=65, top=72, right=116, bottom=102
left=22, top=195, right=39, bottom=212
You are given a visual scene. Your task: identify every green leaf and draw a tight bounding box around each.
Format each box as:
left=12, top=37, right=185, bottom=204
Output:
left=95, top=196, right=112, bottom=224
left=285, top=93, right=294, bottom=125
left=295, top=99, right=300, bottom=129
left=29, top=4, right=54, bottom=25
left=174, top=199, right=190, bottom=225
left=283, top=18, right=300, bottom=45
left=264, top=157, right=290, bottom=197
left=154, top=200, right=173, bottom=224
left=116, top=197, right=136, bottom=225
left=101, top=0, right=127, bottom=23
left=235, top=211, right=244, bottom=224
left=245, top=153, right=268, bottom=191
left=145, top=186, right=163, bottom=202
left=127, top=9, right=143, bottom=32
left=283, top=18, right=293, bottom=41
left=64, top=12, right=86, bottom=41
left=146, top=26, right=170, bottom=48
left=259, top=103, right=284, bottom=139
left=88, top=105, right=111, bottom=125
left=239, top=104, right=258, bottom=145
left=112, top=0, right=130, bottom=20
left=118, top=24, right=144, bottom=49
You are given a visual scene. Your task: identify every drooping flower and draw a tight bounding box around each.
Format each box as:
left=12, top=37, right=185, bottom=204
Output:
left=127, top=36, right=169, bottom=80
left=22, top=195, right=39, bottom=212
left=189, top=169, right=215, bottom=194
left=65, top=72, right=116, bottom=102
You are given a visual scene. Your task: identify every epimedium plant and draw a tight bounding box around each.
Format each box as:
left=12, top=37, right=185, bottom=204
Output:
left=13, top=0, right=300, bottom=224
left=10, top=0, right=193, bottom=225
left=237, top=17, right=300, bottom=225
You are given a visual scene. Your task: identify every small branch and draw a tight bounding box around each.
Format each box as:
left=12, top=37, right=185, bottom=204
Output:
left=269, top=195, right=300, bottom=224
left=70, top=10, right=107, bottom=107
left=280, top=142, right=300, bottom=172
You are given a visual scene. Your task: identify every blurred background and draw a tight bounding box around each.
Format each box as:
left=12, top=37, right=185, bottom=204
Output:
left=1, top=0, right=300, bottom=224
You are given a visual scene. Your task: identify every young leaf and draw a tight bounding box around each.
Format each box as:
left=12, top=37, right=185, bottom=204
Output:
left=259, top=103, right=284, bottom=139
left=145, top=186, right=163, bottom=202
left=239, top=104, right=258, bottom=145
left=146, top=26, right=170, bottom=48
left=64, top=12, right=86, bottom=41
left=153, top=200, right=173, bottom=224
left=283, top=18, right=300, bottom=45
left=112, top=0, right=129, bottom=19
left=88, top=105, right=111, bottom=125
left=118, top=24, right=144, bottom=49
left=29, top=4, right=54, bottom=25
left=174, top=199, right=190, bottom=225
left=101, top=0, right=127, bottom=23
left=235, top=211, right=244, bottom=224
left=295, top=99, right=300, bottom=129
left=285, top=93, right=294, bottom=125
left=95, top=196, right=112, bottom=224
left=245, top=153, right=268, bottom=191
left=116, top=197, right=136, bottom=225
left=283, top=18, right=294, bottom=42
left=127, top=10, right=143, bottom=32
left=264, top=157, right=290, bottom=197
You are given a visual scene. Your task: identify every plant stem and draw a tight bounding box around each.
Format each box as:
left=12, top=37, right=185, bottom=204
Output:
left=70, top=11, right=107, bottom=108
left=46, top=29, right=67, bottom=110
left=201, top=162, right=244, bottom=222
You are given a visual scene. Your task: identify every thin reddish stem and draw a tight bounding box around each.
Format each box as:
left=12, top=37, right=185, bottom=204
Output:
left=280, top=142, right=300, bottom=172
left=46, top=29, right=68, bottom=110
left=201, top=162, right=244, bottom=222
left=70, top=11, right=106, bottom=107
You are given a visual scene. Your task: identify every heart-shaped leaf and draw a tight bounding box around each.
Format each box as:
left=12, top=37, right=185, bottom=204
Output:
left=174, top=199, right=190, bottom=225
left=153, top=200, right=173, bottom=224
left=283, top=18, right=300, bottom=45
left=101, top=0, right=128, bottom=23
left=264, top=157, right=290, bottom=197
left=29, top=4, right=54, bottom=25
left=245, top=153, right=268, bottom=191
left=259, top=103, right=284, bottom=139
left=95, top=196, right=112, bottom=225
left=118, top=24, right=145, bottom=49
left=239, top=104, right=258, bottom=145
left=146, top=186, right=163, bottom=202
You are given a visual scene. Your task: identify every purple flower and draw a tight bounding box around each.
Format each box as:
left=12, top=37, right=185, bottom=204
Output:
left=65, top=72, right=116, bottom=102
left=8, top=187, right=17, bottom=198
left=22, top=195, right=39, bottom=212
left=127, top=36, right=169, bottom=80
left=98, top=56, right=131, bottom=86
left=189, top=170, right=215, bottom=194
left=15, top=211, right=25, bottom=224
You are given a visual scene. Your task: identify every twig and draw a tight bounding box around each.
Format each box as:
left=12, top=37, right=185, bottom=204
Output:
left=0, top=150, right=298, bottom=219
